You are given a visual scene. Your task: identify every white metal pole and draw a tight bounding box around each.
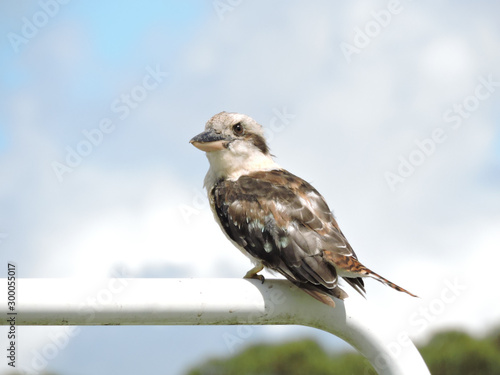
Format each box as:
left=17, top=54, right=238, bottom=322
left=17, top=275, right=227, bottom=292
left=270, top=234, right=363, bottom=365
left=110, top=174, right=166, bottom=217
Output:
left=1, top=278, right=429, bottom=375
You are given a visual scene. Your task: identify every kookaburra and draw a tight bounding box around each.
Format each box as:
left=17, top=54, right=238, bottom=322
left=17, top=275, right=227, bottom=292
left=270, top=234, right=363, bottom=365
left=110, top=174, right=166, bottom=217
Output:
left=190, top=111, right=416, bottom=307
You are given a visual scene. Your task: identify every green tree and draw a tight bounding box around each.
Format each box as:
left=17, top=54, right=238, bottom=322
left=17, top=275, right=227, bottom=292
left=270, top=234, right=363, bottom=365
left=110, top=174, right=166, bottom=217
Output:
left=187, top=328, right=500, bottom=375
left=186, top=338, right=375, bottom=375
left=420, top=330, right=500, bottom=375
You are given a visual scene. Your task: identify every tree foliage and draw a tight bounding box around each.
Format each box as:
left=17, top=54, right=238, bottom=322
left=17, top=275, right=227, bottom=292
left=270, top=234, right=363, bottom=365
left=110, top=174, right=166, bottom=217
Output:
left=420, top=329, right=500, bottom=375
left=187, top=329, right=500, bottom=375
left=187, top=338, right=375, bottom=375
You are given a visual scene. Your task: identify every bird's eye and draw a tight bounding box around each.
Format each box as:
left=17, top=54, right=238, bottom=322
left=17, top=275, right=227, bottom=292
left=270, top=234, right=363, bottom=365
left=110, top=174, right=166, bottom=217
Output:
left=232, top=122, right=244, bottom=136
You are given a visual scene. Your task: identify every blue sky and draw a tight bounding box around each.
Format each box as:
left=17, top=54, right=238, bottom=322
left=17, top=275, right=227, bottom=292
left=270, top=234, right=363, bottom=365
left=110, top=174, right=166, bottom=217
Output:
left=1, top=1, right=500, bottom=374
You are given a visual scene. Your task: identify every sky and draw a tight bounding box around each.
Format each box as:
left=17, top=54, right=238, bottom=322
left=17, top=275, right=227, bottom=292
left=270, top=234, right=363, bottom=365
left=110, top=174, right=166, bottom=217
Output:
left=1, top=0, right=500, bottom=374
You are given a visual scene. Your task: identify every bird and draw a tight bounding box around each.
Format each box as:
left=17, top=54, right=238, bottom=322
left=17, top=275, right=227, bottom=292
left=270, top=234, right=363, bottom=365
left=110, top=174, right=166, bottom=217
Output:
left=190, top=111, right=417, bottom=307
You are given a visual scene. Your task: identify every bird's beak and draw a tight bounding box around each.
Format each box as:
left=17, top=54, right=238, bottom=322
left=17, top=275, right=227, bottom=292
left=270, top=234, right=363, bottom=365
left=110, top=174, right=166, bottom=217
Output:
left=190, top=129, right=228, bottom=152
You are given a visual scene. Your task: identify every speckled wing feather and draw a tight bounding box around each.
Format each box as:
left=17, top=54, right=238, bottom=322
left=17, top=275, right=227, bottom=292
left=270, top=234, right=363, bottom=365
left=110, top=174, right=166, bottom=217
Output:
left=210, top=169, right=366, bottom=305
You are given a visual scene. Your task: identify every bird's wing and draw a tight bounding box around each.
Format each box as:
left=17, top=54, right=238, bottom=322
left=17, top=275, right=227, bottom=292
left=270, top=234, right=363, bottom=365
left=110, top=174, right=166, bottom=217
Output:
left=211, top=169, right=365, bottom=300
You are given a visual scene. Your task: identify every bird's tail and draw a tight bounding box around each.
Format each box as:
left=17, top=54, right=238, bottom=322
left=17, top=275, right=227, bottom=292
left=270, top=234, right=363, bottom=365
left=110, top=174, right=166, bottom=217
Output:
left=326, top=253, right=418, bottom=297
left=367, top=269, right=418, bottom=298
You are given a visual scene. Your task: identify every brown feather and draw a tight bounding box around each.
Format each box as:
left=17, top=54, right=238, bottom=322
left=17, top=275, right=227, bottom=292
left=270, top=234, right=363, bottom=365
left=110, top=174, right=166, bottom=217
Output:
left=211, top=168, right=417, bottom=308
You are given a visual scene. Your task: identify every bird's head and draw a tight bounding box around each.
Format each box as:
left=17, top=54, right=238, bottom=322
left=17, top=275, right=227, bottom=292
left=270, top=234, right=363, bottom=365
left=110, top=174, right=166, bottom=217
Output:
left=190, top=112, right=279, bottom=185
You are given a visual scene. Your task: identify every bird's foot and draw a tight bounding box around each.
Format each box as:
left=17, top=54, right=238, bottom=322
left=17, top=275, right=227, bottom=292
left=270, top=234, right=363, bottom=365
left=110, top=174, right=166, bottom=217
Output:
left=244, top=264, right=265, bottom=284
left=245, top=273, right=265, bottom=284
